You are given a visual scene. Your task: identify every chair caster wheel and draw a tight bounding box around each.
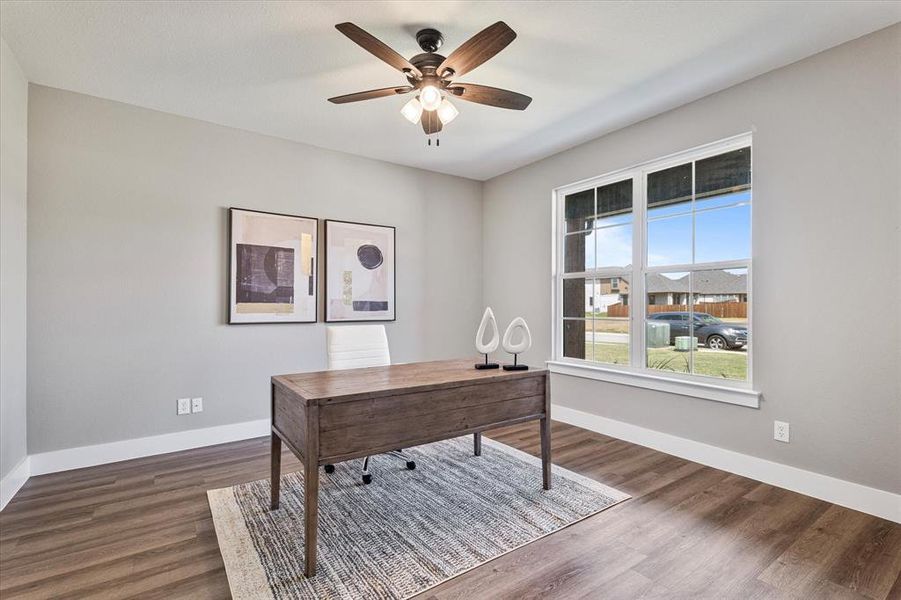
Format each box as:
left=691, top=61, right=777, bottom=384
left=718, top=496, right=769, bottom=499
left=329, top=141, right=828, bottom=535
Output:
left=324, top=464, right=335, bottom=474
left=362, top=473, right=372, bottom=484
left=406, top=461, right=416, bottom=470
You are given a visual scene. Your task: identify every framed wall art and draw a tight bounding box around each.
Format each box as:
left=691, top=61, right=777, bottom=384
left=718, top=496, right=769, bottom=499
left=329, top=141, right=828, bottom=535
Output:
left=228, top=208, right=318, bottom=324
left=324, top=219, right=396, bottom=322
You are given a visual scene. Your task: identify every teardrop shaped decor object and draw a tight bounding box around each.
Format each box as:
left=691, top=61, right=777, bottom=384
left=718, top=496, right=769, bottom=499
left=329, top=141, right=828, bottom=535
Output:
left=475, top=307, right=500, bottom=354
left=502, top=317, right=532, bottom=371
left=474, top=307, right=500, bottom=369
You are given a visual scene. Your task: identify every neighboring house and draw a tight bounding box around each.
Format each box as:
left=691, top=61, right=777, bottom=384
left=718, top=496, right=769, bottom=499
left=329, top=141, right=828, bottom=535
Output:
left=585, top=277, right=631, bottom=313
left=585, top=270, right=747, bottom=312
left=645, top=271, right=748, bottom=305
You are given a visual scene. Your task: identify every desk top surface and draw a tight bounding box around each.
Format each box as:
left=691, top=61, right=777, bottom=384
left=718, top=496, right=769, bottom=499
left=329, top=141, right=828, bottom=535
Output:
left=273, top=358, right=547, bottom=405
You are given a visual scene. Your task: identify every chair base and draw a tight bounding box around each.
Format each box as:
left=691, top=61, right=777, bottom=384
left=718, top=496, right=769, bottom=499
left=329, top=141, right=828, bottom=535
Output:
left=324, top=449, right=416, bottom=485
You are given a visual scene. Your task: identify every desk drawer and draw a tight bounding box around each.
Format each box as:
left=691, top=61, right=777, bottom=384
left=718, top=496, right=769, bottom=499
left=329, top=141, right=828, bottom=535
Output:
left=318, top=377, right=546, bottom=461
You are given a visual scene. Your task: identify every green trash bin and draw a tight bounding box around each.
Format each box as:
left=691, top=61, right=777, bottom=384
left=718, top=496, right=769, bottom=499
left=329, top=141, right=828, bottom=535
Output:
left=647, top=321, right=670, bottom=348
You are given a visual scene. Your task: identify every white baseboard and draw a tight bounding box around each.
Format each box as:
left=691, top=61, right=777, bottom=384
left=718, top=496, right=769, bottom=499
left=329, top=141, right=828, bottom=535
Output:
left=0, top=456, right=31, bottom=511
left=553, top=404, right=900, bottom=524
left=29, top=419, right=270, bottom=477
left=6, top=409, right=899, bottom=524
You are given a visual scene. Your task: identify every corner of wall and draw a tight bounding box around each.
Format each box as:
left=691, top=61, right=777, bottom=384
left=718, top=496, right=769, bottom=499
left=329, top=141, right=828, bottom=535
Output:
left=0, top=36, right=30, bottom=485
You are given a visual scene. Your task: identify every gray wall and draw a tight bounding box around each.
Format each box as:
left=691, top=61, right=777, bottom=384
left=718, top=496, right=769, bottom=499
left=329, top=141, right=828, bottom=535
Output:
left=27, top=86, right=483, bottom=454
left=482, top=25, right=901, bottom=494
left=0, top=38, right=29, bottom=479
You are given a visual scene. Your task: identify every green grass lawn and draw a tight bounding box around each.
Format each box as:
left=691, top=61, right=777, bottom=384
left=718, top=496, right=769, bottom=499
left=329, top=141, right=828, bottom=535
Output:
left=585, top=342, right=747, bottom=380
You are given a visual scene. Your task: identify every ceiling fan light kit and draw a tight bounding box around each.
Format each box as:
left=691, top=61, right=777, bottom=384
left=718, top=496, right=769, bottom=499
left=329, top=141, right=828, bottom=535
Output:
left=328, top=21, right=532, bottom=144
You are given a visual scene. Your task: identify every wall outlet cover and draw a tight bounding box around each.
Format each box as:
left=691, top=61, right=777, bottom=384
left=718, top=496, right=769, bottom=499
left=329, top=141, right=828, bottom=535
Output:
left=191, top=397, right=203, bottom=413
left=774, top=420, right=790, bottom=443
left=177, top=398, right=191, bottom=415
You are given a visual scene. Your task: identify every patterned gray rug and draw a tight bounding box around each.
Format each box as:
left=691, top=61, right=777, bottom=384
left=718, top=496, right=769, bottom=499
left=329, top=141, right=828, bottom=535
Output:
left=208, top=436, right=629, bottom=600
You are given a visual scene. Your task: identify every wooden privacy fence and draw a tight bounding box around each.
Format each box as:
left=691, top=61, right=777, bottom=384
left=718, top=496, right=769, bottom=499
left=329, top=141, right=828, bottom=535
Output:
left=606, top=302, right=747, bottom=319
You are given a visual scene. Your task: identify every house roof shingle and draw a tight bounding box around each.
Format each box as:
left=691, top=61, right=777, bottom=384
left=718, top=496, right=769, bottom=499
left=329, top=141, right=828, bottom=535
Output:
left=620, top=270, right=746, bottom=294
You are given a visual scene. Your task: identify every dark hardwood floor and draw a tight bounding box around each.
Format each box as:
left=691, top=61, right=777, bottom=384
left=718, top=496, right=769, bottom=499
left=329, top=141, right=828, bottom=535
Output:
left=1, top=421, right=899, bottom=599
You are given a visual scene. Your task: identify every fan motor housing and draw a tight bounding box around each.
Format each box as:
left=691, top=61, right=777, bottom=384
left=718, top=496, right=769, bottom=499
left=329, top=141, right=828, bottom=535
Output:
left=410, top=52, right=446, bottom=73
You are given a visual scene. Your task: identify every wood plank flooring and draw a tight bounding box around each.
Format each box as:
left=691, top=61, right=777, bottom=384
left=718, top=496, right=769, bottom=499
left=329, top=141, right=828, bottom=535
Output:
left=1, top=421, right=899, bottom=599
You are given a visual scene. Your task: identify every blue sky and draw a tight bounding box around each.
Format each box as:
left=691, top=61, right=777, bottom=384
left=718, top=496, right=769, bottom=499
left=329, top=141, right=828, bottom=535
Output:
left=580, top=190, right=750, bottom=268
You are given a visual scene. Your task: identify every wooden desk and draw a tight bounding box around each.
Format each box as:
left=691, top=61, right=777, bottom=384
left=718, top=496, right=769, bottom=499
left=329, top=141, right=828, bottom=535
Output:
left=270, top=358, right=550, bottom=577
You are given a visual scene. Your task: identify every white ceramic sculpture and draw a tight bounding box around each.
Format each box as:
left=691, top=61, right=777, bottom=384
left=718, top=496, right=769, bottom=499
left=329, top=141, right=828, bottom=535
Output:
left=474, top=307, right=500, bottom=369
left=502, top=317, right=532, bottom=370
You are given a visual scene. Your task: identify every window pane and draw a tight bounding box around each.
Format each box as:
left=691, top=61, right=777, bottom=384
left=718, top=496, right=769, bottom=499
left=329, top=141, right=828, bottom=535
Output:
left=646, top=272, right=690, bottom=374
left=595, top=179, right=633, bottom=227
left=563, top=319, right=589, bottom=360
left=647, top=215, right=691, bottom=267
left=648, top=163, right=691, bottom=218
left=564, top=189, right=594, bottom=233
left=694, top=204, right=751, bottom=263
left=564, top=231, right=595, bottom=273
left=563, top=278, right=589, bottom=318
left=690, top=268, right=748, bottom=381
left=589, top=279, right=630, bottom=365
left=596, top=223, right=632, bottom=268
left=696, top=147, right=750, bottom=200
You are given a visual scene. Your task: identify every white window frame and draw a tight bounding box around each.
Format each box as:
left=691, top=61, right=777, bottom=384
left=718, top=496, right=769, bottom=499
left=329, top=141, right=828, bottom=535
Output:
left=549, top=133, right=760, bottom=408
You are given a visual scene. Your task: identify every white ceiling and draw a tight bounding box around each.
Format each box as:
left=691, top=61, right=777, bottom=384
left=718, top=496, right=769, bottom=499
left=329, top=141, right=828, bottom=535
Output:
left=1, top=1, right=898, bottom=180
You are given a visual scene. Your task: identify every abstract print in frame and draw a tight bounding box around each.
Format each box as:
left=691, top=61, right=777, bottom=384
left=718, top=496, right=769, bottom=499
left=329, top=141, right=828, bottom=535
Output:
left=325, top=220, right=396, bottom=322
left=229, top=208, right=318, bottom=324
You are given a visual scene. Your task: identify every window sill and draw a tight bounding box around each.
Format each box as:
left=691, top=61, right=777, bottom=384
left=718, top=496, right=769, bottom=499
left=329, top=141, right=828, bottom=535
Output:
left=546, top=360, right=761, bottom=408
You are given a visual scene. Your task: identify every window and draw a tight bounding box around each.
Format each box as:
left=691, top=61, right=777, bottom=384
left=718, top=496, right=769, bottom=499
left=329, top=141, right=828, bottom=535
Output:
left=553, top=135, right=754, bottom=404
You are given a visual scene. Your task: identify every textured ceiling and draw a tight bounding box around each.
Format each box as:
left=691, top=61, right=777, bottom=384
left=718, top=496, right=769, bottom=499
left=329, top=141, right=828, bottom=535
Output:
left=1, top=1, right=898, bottom=180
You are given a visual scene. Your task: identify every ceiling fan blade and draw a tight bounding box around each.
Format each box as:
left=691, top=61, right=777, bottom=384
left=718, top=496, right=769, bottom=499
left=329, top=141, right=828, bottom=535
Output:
left=421, top=111, right=442, bottom=135
left=446, top=83, right=532, bottom=110
left=335, top=23, right=422, bottom=78
left=328, top=86, right=413, bottom=104
left=438, top=22, right=516, bottom=78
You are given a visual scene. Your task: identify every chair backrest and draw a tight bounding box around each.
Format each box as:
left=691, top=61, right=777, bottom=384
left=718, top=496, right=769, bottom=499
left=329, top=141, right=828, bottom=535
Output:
left=326, top=325, right=390, bottom=371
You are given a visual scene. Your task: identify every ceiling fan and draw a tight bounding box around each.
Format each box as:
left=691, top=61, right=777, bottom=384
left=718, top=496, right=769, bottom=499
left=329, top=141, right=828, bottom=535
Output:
left=327, top=21, right=532, bottom=140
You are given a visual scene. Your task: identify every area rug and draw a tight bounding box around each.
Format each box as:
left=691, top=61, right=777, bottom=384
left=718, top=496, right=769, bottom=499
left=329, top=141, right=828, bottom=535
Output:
left=208, top=435, right=629, bottom=599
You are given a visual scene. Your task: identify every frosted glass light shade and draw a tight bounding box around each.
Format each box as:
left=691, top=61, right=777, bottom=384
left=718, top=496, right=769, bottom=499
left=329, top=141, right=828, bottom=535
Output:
left=437, top=98, right=459, bottom=125
left=419, top=85, right=442, bottom=111
left=400, top=97, right=423, bottom=124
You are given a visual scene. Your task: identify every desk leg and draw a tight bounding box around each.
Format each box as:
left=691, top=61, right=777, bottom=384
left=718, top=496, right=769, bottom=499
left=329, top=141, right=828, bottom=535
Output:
left=270, top=432, right=281, bottom=509
left=473, top=432, right=482, bottom=456
left=540, top=417, right=552, bottom=490
left=303, top=459, right=319, bottom=577
left=303, top=403, right=320, bottom=578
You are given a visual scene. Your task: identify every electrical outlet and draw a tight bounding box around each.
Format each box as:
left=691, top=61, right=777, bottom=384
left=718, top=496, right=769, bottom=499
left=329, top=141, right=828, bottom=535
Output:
left=774, top=420, right=790, bottom=443
left=191, top=397, right=203, bottom=413
left=177, top=398, right=191, bottom=415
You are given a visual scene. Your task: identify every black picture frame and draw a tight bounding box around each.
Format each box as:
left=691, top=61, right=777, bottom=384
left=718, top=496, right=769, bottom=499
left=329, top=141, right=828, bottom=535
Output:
left=324, top=219, right=397, bottom=323
left=228, top=207, right=319, bottom=325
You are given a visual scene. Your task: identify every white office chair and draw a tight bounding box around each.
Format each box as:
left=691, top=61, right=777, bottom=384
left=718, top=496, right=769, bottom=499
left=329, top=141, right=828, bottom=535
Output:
left=324, top=325, right=416, bottom=484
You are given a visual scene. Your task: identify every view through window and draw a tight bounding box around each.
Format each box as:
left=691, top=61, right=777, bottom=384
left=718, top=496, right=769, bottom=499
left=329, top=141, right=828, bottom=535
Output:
left=558, top=137, right=751, bottom=382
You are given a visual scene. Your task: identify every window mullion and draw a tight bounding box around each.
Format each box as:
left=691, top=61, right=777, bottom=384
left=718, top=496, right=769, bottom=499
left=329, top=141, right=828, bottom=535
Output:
left=632, top=173, right=646, bottom=369
left=590, top=186, right=597, bottom=363
left=689, top=161, right=696, bottom=375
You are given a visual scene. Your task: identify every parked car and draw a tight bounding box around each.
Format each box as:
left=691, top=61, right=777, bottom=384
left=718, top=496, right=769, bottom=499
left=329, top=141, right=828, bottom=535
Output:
left=648, top=312, right=747, bottom=350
